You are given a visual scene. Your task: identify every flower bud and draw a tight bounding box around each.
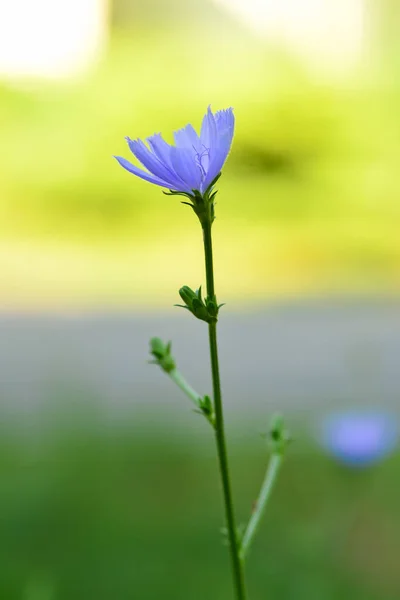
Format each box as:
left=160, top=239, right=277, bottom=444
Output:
left=177, top=286, right=215, bottom=323
left=179, top=286, right=197, bottom=307
left=269, top=414, right=290, bottom=455
left=149, top=337, right=176, bottom=373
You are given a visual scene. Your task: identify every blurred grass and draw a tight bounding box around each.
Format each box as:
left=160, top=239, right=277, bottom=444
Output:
left=1, top=23, right=400, bottom=307
left=0, top=411, right=399, bottom=600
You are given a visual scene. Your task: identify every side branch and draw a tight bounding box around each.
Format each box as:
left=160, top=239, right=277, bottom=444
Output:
left=239, top=415, right=290, bottom=561
left=239, top=453, right=283, bottom=561
left=149, top=337, right=215, bottom=426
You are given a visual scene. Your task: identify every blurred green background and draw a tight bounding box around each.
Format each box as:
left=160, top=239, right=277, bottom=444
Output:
left=1, top=0, right=400, bottom=598
left=2, top=419, right=400, bottom=600
left=1, top=0, right=400, bottom=308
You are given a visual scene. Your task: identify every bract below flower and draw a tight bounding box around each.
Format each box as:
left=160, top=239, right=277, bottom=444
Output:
left=114, top=106, right=234, bottom=195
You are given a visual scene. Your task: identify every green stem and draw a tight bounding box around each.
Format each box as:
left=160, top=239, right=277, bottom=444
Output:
left=168, top=368, right=202, bottom=409
left=202, top=219, right=247, bottom=600
left=239, top=453, right=283, bottom=561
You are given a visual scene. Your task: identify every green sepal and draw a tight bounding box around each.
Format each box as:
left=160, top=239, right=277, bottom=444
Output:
left=163, top=173, right=222, bottom=225
left=199, top=394, right=212, bottom=416
left=205, top=300, right=217, bottom=318
left=163, top=190, right=194, bottom=200
left=204, top=173, right=221, bottom=194
left=208, top=190, right=218, bottom=203
left=191, top=298, right=208, bottom=320
left=191, top=298, right=203, bottom=310
left=174, top=304, right=190, bottom=311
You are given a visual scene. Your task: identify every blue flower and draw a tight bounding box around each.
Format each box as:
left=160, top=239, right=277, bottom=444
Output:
left=114, top=106, right=235, bottom=196
left=321, top=410, right=398, bottom=467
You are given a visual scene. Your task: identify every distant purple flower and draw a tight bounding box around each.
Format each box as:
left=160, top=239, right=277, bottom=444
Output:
left=321, top=410, right=398, bottom=467
left=114, top=106, right=235, bottom=196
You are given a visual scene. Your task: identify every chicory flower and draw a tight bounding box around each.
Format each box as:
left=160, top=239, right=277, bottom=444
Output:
left=114, top=106, right=234, bottom=196
left=321, top=410, right=398, bottom=467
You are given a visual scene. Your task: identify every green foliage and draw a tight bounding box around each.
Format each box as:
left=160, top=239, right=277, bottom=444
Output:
left=0, top=417, right=399, bottom=600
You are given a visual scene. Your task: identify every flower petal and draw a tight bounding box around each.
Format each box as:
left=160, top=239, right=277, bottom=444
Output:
left=202, top=131, right=233, bottom=191
left=200, top=106, right=217, bottom=155
left=215, top=107, right=235, bottom=141
left=114, top=156, right=172, bottom=188
left=147, top=133, right=175, bottom=172
left=127, top=138, right=182, bottom=188
left=173, top=124, right=201, bottom=152
left=202, top=108, right=235, bottom=190
left=170, top=147, right=202, bottom=192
